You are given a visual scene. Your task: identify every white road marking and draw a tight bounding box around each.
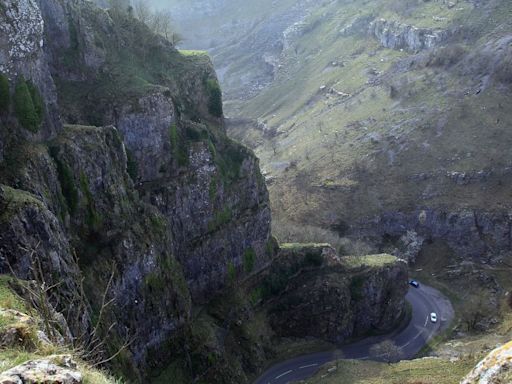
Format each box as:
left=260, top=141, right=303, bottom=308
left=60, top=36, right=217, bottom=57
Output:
left=275, top=370, right=293, bottom=379
left=424, top=315, right=429, bottom=327
left=299, top=363, right=319, bottom=369
left=400, top=330, right=425, bottom=349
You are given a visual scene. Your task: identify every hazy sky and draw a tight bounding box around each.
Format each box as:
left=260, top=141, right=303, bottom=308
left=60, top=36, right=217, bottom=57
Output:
left=144, top=0, right=175, bottom=9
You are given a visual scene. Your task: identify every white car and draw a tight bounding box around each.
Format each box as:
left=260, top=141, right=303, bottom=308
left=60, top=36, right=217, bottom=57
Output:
left=430, top=312, right=438, bottom=323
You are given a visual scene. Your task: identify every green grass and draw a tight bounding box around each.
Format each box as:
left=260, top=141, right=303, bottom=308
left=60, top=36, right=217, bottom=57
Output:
left=0, top=279, right=120, bottom=383
left=208, top=206, right=232, bottom=232
left=304, top=357, right=479, bottom=384
left=0, top=275, right=26, bottom=312
left=179, top=50, right=208, bottom=56
left=216, top=0, right=507, bottom=233
left=49, top=147, right=79, bottom=214
left=243, top=247, right=256, bottom=273
left=0, top=72, right=9, bottom=113
left=0, top=186, right=45, bottom=223
left=341, top=254, right=399, bottom=269
left=13, top=77, right=44, bottom=132
left=280, top=243, right=331, bottom=250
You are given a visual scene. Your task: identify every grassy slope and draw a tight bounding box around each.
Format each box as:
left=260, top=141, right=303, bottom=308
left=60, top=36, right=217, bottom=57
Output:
left=225, top=0, right=512, bottom=228
left=167, top=2, right=512, bottom=380
left=304, top=357, right=479, bottom=384
left=0, top=275, right=118, bottom=383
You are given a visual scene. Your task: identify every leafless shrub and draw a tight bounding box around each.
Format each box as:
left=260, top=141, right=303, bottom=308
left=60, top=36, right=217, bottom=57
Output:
left=369, top=340, right=402, bottom=364
left=10, top=244, right=132, bottom=367
left=427, top=44, right=467, bottom=68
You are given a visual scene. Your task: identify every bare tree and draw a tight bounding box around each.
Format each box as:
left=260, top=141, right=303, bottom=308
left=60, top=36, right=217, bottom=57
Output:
left=108, top=0, right=130, bottom=14
left=10, top=244, right=132, bottom=367
left=132, top=0, right=152, bottom=24
left=333, top=349, right=345, bottom=370
left=369, top=340, right=402, bottom=364
left=461, top=292, right=489, bottom=332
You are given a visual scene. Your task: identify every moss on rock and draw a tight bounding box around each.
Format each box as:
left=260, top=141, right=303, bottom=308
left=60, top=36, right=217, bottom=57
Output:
left=13, top=77, right=43, bottom=133
left=0, top=73, right=9, bottom=113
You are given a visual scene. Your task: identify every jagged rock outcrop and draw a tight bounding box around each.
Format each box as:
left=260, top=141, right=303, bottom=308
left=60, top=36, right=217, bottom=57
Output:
left=0, top=0, right=271, bottom=379
left=256, top=245, right=408, bottom=343
left=38, top=0, right=272, bottom=303
left=352, top=208, right=512, bottom=264
left=369, top=18, right=450, bottom=52
left=0, top=1, right=410, bottom=383
left=0, top=0, right=61, bottom=138
left=0, top=356, right=82, bottom=384
left=461, top=340, right=512, bottom=384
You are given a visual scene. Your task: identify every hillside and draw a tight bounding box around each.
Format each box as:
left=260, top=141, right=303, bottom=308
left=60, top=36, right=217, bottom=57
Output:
left=159, top=0, right=512, bottom=382
left=168, top=0, right=512, bottom=335
left=0, top=0, right=411, bottom=383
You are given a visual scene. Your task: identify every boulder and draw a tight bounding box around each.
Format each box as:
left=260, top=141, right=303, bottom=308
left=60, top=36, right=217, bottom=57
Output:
left=461, top=341, right=512, bottom=384
left=0, top=356, right=82, bottom=384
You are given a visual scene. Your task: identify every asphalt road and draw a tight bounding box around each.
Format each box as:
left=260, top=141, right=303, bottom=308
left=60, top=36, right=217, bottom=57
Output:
left=254, top=282, right=454, bottom=384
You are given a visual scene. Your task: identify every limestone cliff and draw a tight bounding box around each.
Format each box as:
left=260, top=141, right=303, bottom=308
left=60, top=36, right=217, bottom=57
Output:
left=260, top=246, right=408, bottom=343
left=0, top=0, right=408, bottom=383
left=0, top=0, right=271, bottom=378
left=369, top=18, right=451, bottom=52
left=461, top=340, right=512, bottom=384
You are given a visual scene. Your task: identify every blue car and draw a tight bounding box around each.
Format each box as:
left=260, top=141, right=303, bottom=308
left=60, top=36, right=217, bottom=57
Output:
left=409, top=280, right=420, bottom=288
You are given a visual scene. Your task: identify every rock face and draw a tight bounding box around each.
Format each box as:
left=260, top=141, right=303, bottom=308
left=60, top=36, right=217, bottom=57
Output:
left=369, top=18, right=450, bottom=52
left=0, top=1, right=409, bottom=382
left=352, top=208, right=512, bottom=264
left=258, top=245, right=408, bottom=343
left=0, top=356, right=82, bottom=384
left=0, top=0, right=271, bottom=379
left=461, top=341, right=512, bottom=384
left=0, top=0, right=61, bottom=138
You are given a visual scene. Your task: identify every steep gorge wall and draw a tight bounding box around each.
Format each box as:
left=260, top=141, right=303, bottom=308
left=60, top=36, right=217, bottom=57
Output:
left=0, top=0, right=271, bottom=378
left=261, top=246, right=408, bottom=343
left=0, top=1, right=410, bottom=382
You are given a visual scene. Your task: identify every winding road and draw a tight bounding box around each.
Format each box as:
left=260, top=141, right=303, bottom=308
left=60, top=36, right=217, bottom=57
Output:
left=254, top=282, right=454, bottom=384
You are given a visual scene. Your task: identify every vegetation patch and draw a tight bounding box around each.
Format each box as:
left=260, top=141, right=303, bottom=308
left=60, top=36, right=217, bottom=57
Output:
left=14, top=77, right=44, bottom=133
left=209, top=177, right=218, bottom=201
left=49, top=148, right=79, bottom=214
left=214, top=139, right=248, bottom=184
left=169, top=124, right=189, bottom=166
left=206, top=78, right=223, bottom=118
left=226, top=261, right=237, bottom=284
left=0, top=185, right=45, bottom=223
left=243, top=247, right=256, bottom=274
left=207, top=206, right=232, bottom=232
left=342, top=254, right=398, bottom=269
left=179, top=50, right=208, bottom=57
left=0, top=72, right=9, bottom=113
left=126, top=150, right=138, bottom=182
left=0, top=275, right=26, bottom=312
left=349, top=275, right=365, bottom=301
left=80, top=172, right=102, bottom=231
left=304, top=356, right=479, bottom=384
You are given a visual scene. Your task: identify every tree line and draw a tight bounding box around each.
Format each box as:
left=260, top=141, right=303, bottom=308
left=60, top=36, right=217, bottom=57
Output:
left=108, top=0, right=183, bottom=45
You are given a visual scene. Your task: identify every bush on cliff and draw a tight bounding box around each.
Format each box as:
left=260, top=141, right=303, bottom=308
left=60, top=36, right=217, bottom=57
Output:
left=0, top=73, right=9, bottom=113
left=14, top=77, right=43, bottom=133
left=206, top=79, right=223, bottom=118
left=243, top=248, right=256, bottom=273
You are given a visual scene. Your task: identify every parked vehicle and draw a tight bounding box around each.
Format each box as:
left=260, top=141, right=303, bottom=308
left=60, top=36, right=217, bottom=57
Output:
left=409, top=280, right=420, bottom=288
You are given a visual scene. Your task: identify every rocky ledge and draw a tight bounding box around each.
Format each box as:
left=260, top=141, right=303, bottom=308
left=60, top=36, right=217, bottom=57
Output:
left=0, top=356, right=82, bottom=384
left=461, top=340, right=512, bottom=384
left=369, top=18, right=450, bottom=52
left=256, top=245, right=408, bottom=343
